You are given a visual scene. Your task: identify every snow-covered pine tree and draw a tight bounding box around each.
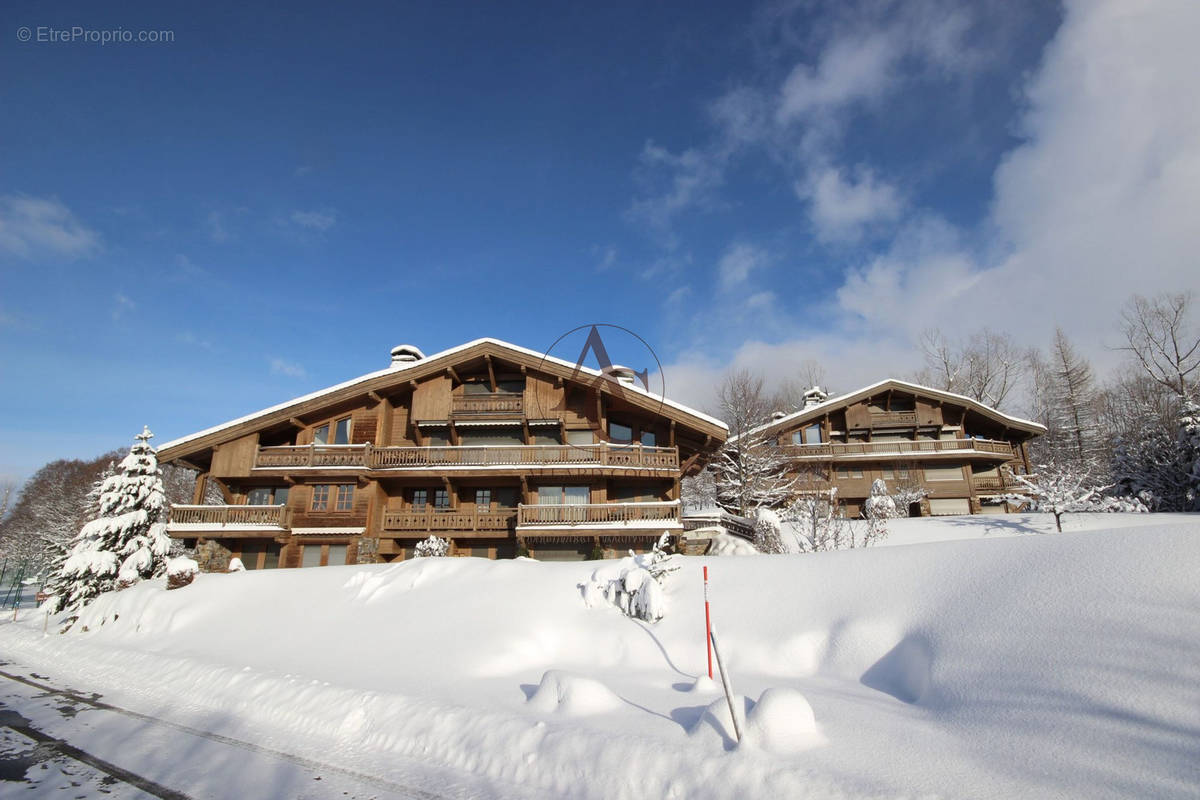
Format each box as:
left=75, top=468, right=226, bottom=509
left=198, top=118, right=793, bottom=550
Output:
left=714, top=431, right=796, bottom=516
left=1179, top=400, right=1200, bottom=511
left=48, top=427, right=171, bottom=615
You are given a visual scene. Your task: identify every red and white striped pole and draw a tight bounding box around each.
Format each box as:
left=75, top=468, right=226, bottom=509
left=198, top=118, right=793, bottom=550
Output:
left=703, top=565, right=713, bottom=679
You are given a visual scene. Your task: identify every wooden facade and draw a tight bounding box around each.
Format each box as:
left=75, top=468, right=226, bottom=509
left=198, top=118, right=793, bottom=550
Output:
left=743, top=380, right=1045, bottom=518
left=158, top=339, right=728, bottom=569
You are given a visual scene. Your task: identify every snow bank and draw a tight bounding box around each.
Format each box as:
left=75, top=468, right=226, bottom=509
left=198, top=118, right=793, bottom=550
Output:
left=1, top=515, right=1198, bottom=799
left=526, top=670, right=622, bottom=716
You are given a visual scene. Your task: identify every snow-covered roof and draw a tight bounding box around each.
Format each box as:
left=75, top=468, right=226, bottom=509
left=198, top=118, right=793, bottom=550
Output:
left=158, top=337, right=727, bottom=457
left=732, top=378, right=1046, bottom=443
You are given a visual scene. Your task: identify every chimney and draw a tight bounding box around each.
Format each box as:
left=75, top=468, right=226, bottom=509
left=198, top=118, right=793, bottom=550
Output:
left=803, top=386, right=829, bottom=408
left=603, top=365, right=637, bottom=387
left=772, top=410, right=788, bottom=421
left=390, top=344, right=426, bottom=367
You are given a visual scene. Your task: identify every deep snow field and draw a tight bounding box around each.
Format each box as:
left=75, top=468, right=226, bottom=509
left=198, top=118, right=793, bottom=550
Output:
left=1, top=513, right=1198, bottom=799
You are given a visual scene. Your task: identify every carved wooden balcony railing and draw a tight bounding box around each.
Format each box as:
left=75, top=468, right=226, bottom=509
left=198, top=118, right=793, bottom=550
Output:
left=254, top=443, right=679, bottom=470
left=971, top=476, right=1005, bottom=490
left=451, top=393, right=524, bottom=417
left=168, top=504, right=291, bottom=529
left=780, top=438, right=1017, bottom=460
left=517, top=500, right=682, bottom=527
left=870, top=410, right=918, bottom=425
left=382, top=509, right=517, bottom=532
left=256, top=444, right=368, bottom=468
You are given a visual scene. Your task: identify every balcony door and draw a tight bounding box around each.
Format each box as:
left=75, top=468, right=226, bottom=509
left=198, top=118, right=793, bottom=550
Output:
left=537, top=485, right=589, bottom=522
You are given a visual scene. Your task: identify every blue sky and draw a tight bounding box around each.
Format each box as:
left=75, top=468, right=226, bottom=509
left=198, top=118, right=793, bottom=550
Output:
left=3, top=0, right=1198, bottom=483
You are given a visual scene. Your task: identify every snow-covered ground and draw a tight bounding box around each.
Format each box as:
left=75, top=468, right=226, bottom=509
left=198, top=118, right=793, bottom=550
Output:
left=1, top=513, right=1198, bottom=799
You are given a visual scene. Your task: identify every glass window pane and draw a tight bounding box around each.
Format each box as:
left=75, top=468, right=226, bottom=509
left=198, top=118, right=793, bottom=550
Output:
left=241, top=543, right=263, bottom=570
left=565, top=486, right=589, bottom=504
left=247, top=488, right=272, bottom=506
left=640, top=431, right=656, bottom=447
left=495, top=488, right=519, bottom=507
left=533, top=430, right=562, bottom=445
left=412, top=489, right=427, bottom=509
left=274, top=486, right=289, bottom=506
left=434, top=489, right=449, bottom=508
left=476, top=489, right=491, bottom=508
left=335, top=484, right=354, bottom=511
left=302, top=545, right=322, bottom=568
left=805, top=425, right=822, bottom=445
left=311, top=485, right=330, bottom=511
left=566, top=430, right=593, bottom=445
left=608, top=422, right=632, bottom=443
left=538, top=485, right=562, bottom=504
left=792, top=430, right=804, bottom=445
left=460, top=428, right=523, bottom=446
left=334, top=418, right=351, bottom=445
left=498, top=379, right=525, bottom=394
left=326, top=545, right=347, bottom=566
left=263, top=544, right=280, bottom=569
left=313, top=425, right=330, bottom=445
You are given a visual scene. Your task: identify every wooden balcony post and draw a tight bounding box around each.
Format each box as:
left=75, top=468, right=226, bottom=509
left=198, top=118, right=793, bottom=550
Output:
left=308, top=441, right=315, bottom=467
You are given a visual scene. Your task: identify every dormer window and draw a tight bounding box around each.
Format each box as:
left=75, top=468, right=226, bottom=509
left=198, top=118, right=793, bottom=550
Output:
left=314, top=417, right=352, bottom=445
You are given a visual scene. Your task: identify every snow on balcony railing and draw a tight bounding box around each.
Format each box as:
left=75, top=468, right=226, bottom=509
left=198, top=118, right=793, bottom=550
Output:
left=168, top=504, right=290, bottom=529
left=780, top=438, right=1017, bottom=459
left=517, top=500, right=682, bottom=527
left=255, top=443, right=679, bottom=470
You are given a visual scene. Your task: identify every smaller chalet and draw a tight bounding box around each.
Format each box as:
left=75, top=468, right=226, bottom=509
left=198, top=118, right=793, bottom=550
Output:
left=738, top=379, right=1046, bottom=517
left=157, top=338, right=728, bottom=569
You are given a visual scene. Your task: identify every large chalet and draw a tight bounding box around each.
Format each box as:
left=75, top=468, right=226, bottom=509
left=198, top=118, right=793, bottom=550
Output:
left=157, top=338, right=728, bottom=569
left=739, top=380, right=1046, bottom=517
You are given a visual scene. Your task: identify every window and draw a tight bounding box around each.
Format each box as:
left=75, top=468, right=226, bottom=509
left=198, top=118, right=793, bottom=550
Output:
left=463, top=379, right=524, bottom=394
left=792, top=425, right=822, bottom=445
left=836, top=467, right=864, bottom=479
left=881, top=467, right=910, bottom=480
left=925, top=464, right=964, bottom=481
left=412, top=489, right=428, bottom=510
left=302, top=545, right=322, bottom=568
left=495, top=487, right=519, bottom=507
left=247, top=487, right=288, bottom=506
left=537, top=485, right=589, bottom=504
left=326, top=544, right=348, bottom=566
left=476, top=488, right=492, bottom=508
left=311, top=484, right=330, bottom=511
left=434, top=488, right=450, bottom=509
left=312, top=484, right=353, bottom=512
left=566, top=430, right=594, bottom=445
left=313, top=417, right=352, bottom=445
left=424, top=428, right=450, bottom=446
left=640, top=430, right=656, bottom=447
left=608, top=422, right=633, bottom=443
left=460, top=427, right=523, bottom=446
left=533, top=429, right=562, bottom=445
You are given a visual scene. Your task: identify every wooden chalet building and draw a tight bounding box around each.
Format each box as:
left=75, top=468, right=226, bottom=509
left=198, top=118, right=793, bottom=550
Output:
left=157, top=338, right=728, bottom=569
left=740, top=380, right=1045, bottom=517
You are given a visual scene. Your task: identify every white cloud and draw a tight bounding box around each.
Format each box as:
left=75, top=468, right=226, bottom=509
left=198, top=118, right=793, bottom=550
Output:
left=290, top=209, right=337, bottom=231
left=799, top=167, right=903, bottom=242
left=777, top=32, right=900, bottom=123
left=206, top=210, right=230, bottom=243
left=112, top=293, right=136, bottom=320
left=0, top=194, right=100, bottom=260
left=626, top=141, right=728, bottom=245
left=592, top=244, right=618, bottom=272
left=270, top=358, right=307, bottom=379
left=718, top=243, right=770, bottom=289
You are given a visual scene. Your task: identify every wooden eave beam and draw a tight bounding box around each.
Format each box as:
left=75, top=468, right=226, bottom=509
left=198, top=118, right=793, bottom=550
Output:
left=368, top=390, right=384, bottom=404
left=445, top=366, right=460, bottom=384
left=289, top=417, right=306, bottom=429
left=485, top=355, right=497, bottom=392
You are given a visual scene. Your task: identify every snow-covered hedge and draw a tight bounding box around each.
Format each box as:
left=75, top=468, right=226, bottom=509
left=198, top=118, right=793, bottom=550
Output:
left=580, top=533, right=678, bottom=623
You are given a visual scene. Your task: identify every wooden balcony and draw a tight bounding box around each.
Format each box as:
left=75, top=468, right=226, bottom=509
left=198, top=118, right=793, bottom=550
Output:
left=517, top=501, right=682, bottom=529
left=168, top=504, right=291, bottom=532
left=780, top=438, right=1017, bottom=460
left=451, top=393, right=523, bottom=417
left=382, top=508, right=517, bottom=533
left=256, top=444, right=367, bottom=469
left=870, top=410, right=918, bottom=425
left=254, top=443, right=679, bottom=471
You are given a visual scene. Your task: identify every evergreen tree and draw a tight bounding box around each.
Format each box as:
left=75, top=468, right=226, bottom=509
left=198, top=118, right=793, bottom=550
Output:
left=1179, top=400, right=1200, bottom=511
left=47, top=427, right=170, bottom=615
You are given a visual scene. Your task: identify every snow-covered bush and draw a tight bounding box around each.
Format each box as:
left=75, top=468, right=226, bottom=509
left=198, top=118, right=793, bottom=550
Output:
left=1004, top=462, right=1112, bottom=533
left=783, top=488, right=852, bottom=552
left=227, top=557, right=245, bottom=572
left=752, top=507, right=788, bottom=554
left=580, top=532, right=679, bottom=623
left=415, top=535, right=449, bottom=557
left=166, top=556, right=199, bottom=590
left=43, top=427, right=171, bottom=617
left=863, top=479, right=896, bottom=547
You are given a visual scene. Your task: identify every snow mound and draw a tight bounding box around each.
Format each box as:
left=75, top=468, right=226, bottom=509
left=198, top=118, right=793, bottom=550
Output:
left=860, top=634, right=934, bottom=705
left=707, top=532, right=759, bottom=556
left=227, top=557, right=245, bottom=572
left=688, top=674, right=718, bottom=693
left=526, top=670, right=622, bottom=716
left=688, top=694, right=749, bottom=747
left=743, top=688, right=820, bottom=753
